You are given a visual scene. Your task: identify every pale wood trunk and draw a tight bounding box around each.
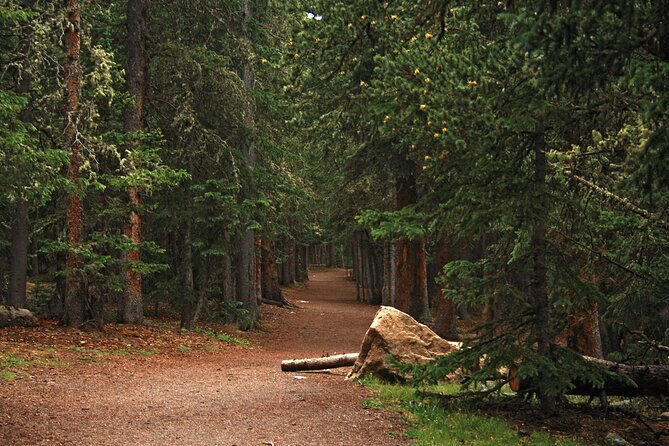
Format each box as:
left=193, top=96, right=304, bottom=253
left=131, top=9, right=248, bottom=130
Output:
left=281, top=353, right=358, bottom=372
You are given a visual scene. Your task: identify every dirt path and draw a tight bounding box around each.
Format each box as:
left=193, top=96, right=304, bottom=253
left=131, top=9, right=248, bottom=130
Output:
left=0, top=269, right=408, bottom=445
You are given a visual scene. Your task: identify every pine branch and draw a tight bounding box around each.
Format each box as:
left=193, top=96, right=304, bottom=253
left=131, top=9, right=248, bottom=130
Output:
left=566, top=171, right=669, bottom=231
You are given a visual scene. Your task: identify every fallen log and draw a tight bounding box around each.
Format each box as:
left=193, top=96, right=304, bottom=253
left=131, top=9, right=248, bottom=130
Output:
left=262, top=298, right=288, bottom=307
left=281, top=353, right=358, bottom=372
left=510, top=356, right=669, bottom=397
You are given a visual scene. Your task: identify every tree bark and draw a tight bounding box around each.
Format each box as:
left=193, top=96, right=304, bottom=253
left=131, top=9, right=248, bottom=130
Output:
left=8, top=199, right=29, bottom=308
left=261, top=240, right=285, bottom=303
left=180, top=214, right=196, bottom=329
left=297, top=244, right=308, bottom=282
left=8, top=57, right=32, bottom=308
left=511, top=356, right=669, bottom=398
left=281, top=353, right=358, bottom=372
left=118, top=0, right=149, bottom=324
left=394, top=170, right=429, bottom=321
left=432, top=236, right=459, bottom=340
left=236, top=0, right=259, bottom=328
left=63, top=0, right=85, bottom=327
left=532, top=126, right=555, bottom=414
left=222, top=230, right=234, bottom=301
left=255, top=235, right=262, bottom=304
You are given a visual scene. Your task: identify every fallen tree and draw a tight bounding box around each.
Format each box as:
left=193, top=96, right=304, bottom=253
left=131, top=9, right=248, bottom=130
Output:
left=281, top=307, right=669, bottom=398
left=511, top=356, right=669, bottom=397
left=281, top=353, right=358, bottom=372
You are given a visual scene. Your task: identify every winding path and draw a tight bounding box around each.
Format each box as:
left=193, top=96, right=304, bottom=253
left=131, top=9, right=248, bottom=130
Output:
left=1, top=269, right=408, bottom=445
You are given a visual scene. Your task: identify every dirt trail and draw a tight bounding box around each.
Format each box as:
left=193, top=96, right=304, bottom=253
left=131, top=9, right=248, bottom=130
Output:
left=0, top=269, right=408, bottom=446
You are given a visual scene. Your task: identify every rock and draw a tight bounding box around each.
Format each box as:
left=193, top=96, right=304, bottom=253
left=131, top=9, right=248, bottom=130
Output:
left=604, top=432, right=632, bottom=446
left=0, top=305, right=37, bottom=327
left=347, top=306, right=461, bottom=382
left=660, top=411, right=669, bottom=421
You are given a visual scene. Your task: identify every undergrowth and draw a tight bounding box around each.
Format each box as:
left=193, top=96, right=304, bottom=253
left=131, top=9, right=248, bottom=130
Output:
left=357, top=376, right=587, bottom=446
left=0, top=352, right=71, bottom=380
left=193, top=327, right=251, bottom=346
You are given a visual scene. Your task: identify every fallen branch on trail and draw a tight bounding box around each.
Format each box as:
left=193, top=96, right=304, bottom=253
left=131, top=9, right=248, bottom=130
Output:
left=262, top=298, right=290, bottom=308
left=281, top=353, right=359, bottom=372
left=510, top=356, right=669, bottom=397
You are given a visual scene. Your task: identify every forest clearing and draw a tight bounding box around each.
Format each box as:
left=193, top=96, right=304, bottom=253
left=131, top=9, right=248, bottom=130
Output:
left=2, top=1, right=669, bottom=445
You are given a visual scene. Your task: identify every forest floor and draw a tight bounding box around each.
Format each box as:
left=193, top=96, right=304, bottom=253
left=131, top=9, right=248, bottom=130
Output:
left=1, top=268, right=667, bottom=445
left=0, top=268, right=408, bottom=445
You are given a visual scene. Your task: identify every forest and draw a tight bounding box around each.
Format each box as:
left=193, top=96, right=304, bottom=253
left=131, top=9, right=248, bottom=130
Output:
left=1, top=0, right=668, bottom=441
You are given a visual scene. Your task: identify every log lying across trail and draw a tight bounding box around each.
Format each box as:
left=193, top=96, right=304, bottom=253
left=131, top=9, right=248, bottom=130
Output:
left=281, top=307, right=669, bottom=398
left=280, top=353, right=358, bottom=372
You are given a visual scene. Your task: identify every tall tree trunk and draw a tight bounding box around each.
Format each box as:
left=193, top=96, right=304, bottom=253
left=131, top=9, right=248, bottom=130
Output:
left=532, top=126, right=555, bottom=415
left=382, top=241, right=391, bottom=306
left=261, top=240, right=284, bottom=303
left=222, top=230, right=234, bottom=301
left=8, top=52, right=32, bottom=308
left=63, top=0, right=85, bottom=327
left=327, top=243, right=335, bottom=267
left=180, top=215, right=196, bottom=329
left=118, top=0, right=149, bottom=324
left=255, top=235, right=262, bottom=304
left=288, top=239, right=296, bottom=284
left=8, top=199, right=29, bottom=308
left=297, top=245, right=308, bottom=282
left=394, top=171, right=429, bottom=321
left=432, top=236, right=459, bottom=340
left=236, top=0, right=259, bottom=328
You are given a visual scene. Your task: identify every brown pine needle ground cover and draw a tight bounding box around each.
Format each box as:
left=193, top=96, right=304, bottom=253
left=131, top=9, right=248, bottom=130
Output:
left=0, top=269, right=666, bottom=445
left=0, top=269, right=407, bottom=446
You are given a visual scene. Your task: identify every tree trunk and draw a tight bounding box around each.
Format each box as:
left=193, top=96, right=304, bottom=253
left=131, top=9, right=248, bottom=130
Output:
left=235, top=0, right=259, bottom=329
left=532, top=126, right=555, bottom=415
left=8, top=199, right=29, bottom=308
left=222, top=230, right=234, bottom=301
left=297, top=244, right=308, bottom=281
left=261, top=240, right=285, bottom=303
left=180, top=215, right=196, bottom=330
left=511, top=356, right=669, bottom=398
left=281, top=353, right=358, bottom=372
left=237, top=229, right=258, bottom=328
left=394, top=171, right=429, bottom=321
left=118, top=0, right=149, bottom=324
left=288, top=239, right=296, bottom=284
left=63, top=0, right=85, bottom=327
left=255, top=235, right=262, bottom=304
left=432, top=236, right=459, bottom=340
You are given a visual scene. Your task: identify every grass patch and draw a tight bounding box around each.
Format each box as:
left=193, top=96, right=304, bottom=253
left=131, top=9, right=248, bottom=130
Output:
left=195, top=327, right=251, bottom=346
left=0, top=370, right=18, bottom=380
left=177, top=345, right=192, bottom=352
left=0, top=352, right=70, bottom=379
left=358, top=377, right=586, bottom=446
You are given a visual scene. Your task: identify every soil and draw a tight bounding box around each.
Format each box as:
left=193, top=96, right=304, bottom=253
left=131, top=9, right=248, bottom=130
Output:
left=2, top=268, right=667, bottom=445
left=0, top=268, right=408, bottom=446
